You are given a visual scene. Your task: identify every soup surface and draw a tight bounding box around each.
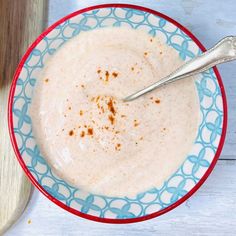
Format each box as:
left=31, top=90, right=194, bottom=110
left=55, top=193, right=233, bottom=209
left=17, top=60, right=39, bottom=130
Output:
left=30, top=27, right=199, bottom=197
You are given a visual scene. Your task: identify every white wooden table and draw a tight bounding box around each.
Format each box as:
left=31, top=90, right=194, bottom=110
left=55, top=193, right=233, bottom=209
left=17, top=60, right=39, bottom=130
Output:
left=5, top=0, right=236, bottom=235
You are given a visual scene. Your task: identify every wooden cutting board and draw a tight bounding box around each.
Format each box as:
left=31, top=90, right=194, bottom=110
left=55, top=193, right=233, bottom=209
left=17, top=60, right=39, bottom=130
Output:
left=0, top=0, right=47, bottom=234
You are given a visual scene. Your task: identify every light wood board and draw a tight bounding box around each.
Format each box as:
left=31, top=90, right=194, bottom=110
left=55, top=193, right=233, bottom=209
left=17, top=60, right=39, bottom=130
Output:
left=0, top=0, right=47, bottom=235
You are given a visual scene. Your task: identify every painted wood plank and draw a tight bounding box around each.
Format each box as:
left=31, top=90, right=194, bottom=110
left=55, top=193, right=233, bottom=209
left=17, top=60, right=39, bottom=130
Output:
left=0, top=0, right=47, bottom=235
left=5, top=160, right=236, bottom=236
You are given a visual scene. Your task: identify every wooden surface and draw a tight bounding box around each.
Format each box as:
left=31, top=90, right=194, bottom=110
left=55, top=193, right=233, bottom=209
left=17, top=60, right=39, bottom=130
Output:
left=0, top=0, right=47, bottom=235
left=4, top=0, right=236, bottom=235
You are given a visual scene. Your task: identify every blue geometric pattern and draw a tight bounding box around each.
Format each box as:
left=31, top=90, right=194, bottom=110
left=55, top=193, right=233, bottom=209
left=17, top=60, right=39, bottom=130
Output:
left=11, top=7, right=224, bottom=219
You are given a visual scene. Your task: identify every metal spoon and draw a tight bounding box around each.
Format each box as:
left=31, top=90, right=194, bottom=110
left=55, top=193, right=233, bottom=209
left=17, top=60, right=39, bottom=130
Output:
left=124, top=36, right=236, bottom=102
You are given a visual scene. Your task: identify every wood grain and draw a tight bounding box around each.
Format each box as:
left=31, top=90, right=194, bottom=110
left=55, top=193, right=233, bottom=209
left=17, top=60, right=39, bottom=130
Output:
left=0, top=0, right=47, bottom=234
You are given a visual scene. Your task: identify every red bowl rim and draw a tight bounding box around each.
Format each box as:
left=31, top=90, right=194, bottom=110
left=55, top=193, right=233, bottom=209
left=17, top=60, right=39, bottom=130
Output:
left=8, top=3, right=228, bottom=224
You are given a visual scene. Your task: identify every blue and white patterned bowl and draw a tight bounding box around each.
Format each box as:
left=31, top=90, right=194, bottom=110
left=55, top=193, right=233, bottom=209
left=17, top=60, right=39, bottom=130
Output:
left=8, top=4, right=227, bottom=223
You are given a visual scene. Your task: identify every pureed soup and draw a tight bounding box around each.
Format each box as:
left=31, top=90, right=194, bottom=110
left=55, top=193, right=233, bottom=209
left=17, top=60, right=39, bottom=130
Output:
left=30, top=28, right=200, bottom=197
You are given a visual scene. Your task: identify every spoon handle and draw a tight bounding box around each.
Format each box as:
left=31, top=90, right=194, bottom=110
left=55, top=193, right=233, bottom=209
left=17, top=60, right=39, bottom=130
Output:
left=124, top=36, right=236, bottom=102
left=167, top=36, right=236, bottom=78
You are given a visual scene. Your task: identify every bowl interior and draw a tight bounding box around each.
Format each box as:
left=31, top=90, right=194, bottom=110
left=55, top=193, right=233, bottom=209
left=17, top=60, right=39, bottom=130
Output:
left=10, top=5, right=225, bottom=222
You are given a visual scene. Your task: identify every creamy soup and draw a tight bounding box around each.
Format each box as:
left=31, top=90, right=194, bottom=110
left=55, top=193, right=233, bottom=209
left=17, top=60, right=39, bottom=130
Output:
left=30, top=28, right=199, bottom=197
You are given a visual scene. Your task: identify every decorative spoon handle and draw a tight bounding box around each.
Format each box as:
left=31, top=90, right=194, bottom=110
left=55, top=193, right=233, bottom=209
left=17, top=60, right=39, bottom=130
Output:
left=124, top=36, right=236, bottom=102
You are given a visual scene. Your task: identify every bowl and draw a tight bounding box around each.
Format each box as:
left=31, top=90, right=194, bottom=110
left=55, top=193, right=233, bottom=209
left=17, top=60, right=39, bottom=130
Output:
left=8, top=4, right=227, bottom=223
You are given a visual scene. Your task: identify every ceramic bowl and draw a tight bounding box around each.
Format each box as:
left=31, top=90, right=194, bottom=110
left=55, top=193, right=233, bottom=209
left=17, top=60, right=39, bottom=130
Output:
left=8, top=4, right=227, bottom=223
